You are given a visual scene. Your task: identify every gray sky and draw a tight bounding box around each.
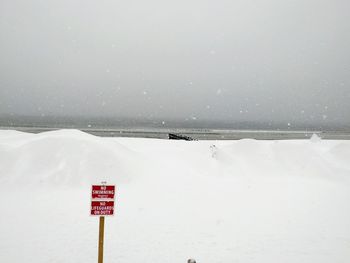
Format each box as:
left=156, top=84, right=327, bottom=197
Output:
left=0, top=0, right=349, bottom=127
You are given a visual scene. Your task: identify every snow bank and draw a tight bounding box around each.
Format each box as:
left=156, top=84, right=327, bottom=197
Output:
left=0, top=129, right=141, bottom=185
left=0, top=130, right=349, bottom=263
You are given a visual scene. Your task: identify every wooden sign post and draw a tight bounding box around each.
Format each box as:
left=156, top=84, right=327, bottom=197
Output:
left=98, top=216, right=105, bottom=263
left=91, top=183, right=116, bottom=263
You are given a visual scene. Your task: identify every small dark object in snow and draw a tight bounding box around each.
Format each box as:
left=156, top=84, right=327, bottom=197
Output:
left=169, top=133, right=196, bottom=141
left=187, top=259, right=196, bottom=263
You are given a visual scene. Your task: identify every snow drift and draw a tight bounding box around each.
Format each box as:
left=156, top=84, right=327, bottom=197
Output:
left=0, top=129, right=140, bottom=185
left=0, top=129, right=349, bottom=263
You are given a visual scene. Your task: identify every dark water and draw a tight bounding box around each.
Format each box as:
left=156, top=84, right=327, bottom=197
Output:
left=0, top=115, right=349, bottom=140
left=1, top=126, right=350, bottom=140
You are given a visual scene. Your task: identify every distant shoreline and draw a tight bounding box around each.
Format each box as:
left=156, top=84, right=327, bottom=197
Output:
left=1, top=126, right=350, bottom=140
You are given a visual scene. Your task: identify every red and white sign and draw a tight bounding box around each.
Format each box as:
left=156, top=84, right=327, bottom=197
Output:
left=91, top=184, right=115, bottom=216
left=91, top=185, right=115, bottom=199
left=91, top=201, right=115, bottom=216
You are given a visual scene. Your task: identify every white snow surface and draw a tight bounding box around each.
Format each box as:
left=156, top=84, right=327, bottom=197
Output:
left=0, top=129, right=349, bottom=263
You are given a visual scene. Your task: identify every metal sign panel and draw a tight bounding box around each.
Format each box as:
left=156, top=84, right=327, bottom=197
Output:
left=91, top=185, right=115, bottom=200
left=91, top=201, right=115, bottom=216
left=91, top=184, right=115, bottom=216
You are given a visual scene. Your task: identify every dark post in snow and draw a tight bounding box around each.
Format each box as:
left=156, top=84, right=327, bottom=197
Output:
left=98, top=216, right=105, bottom=263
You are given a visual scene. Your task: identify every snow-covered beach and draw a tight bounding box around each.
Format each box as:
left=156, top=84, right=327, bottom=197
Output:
left=0, top=129, right=349, bottom=263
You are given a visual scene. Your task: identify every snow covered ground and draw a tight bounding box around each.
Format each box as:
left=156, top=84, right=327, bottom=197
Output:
left=0, top=129, right=349, bottom=263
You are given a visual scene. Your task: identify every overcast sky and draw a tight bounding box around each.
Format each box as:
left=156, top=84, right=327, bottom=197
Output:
left=0, top=0, right=349, bottom=127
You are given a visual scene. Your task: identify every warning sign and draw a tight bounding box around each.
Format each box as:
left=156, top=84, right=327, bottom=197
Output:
left=91, top=185, right=115, bottom=199
left=91, top=201, right=115, bottom=216
left=91, top=184, right=115, bottom=216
